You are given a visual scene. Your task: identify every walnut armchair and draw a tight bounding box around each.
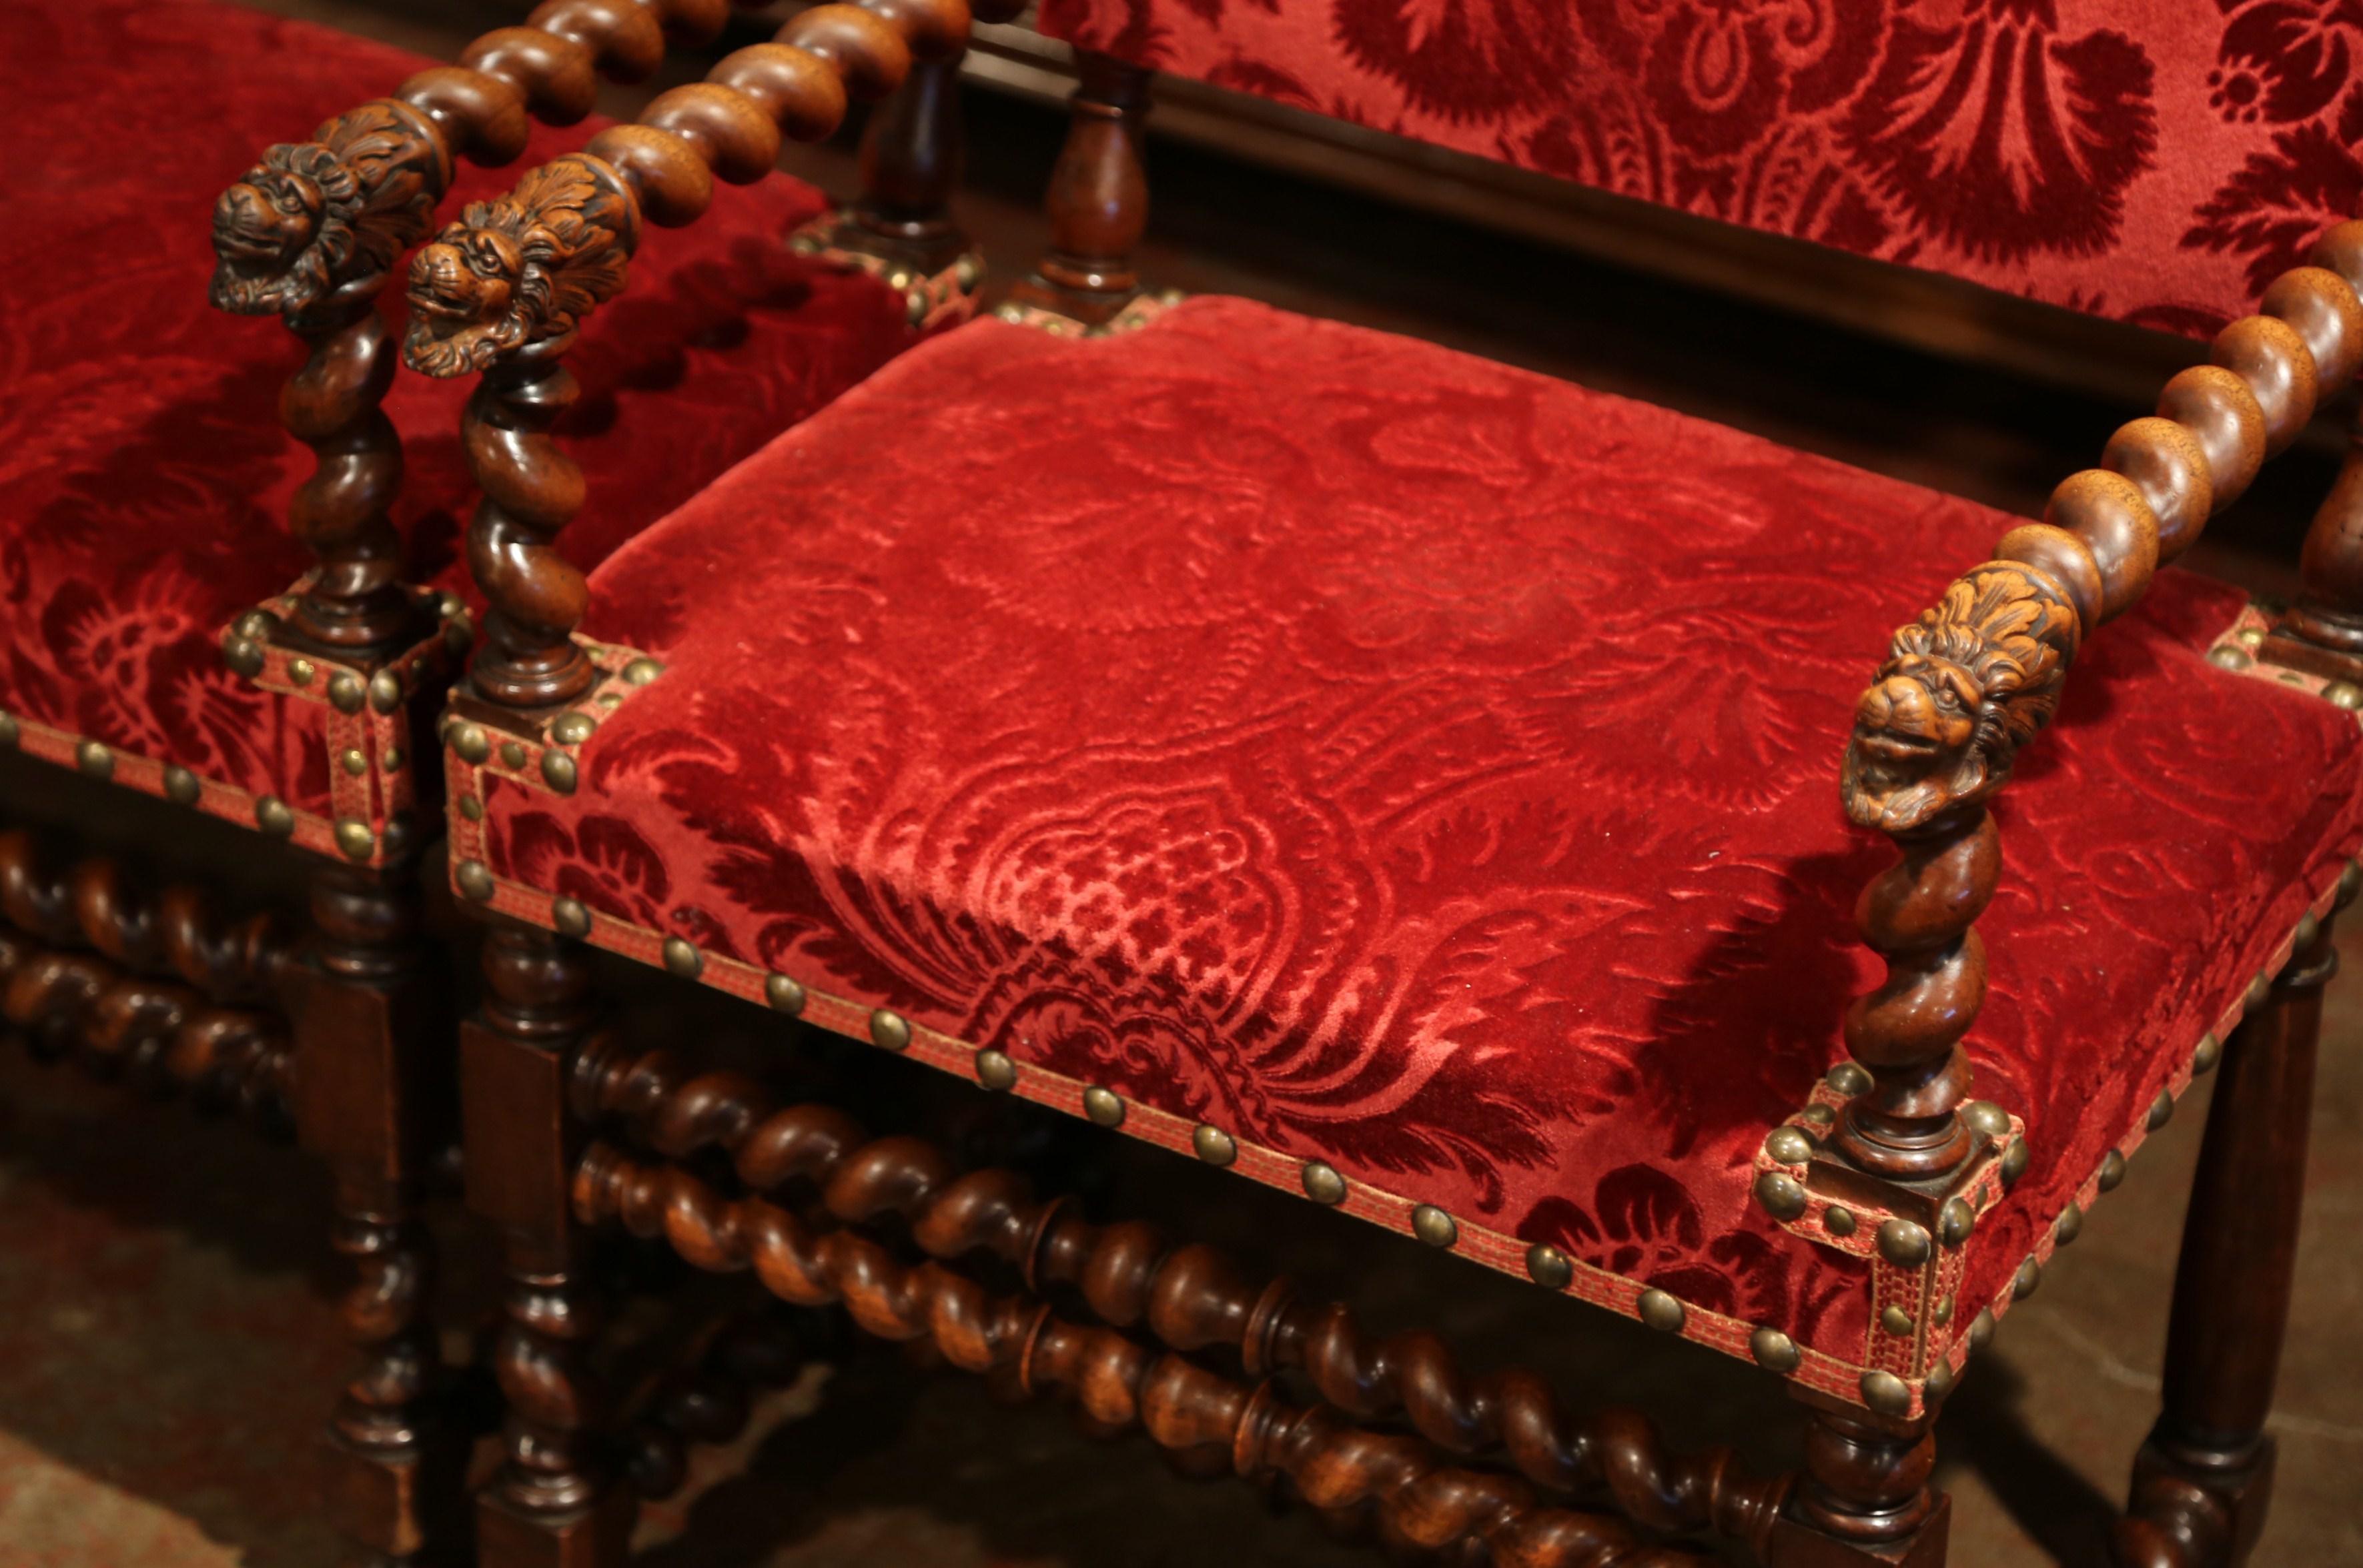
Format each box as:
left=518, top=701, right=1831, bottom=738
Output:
left=399, top=8, right=2363, bottom=1568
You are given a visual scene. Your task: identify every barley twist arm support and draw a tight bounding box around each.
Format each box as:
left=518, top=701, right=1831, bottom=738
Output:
left=1828, top=226, right=2363, bottom=1183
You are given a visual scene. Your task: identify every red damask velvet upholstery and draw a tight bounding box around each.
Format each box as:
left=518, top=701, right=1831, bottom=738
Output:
left=0, top=0, right=911, bottom=830
left=1037, top=0, right=2363, bottom=337
left=448, top=298, right=2363, bottom=1404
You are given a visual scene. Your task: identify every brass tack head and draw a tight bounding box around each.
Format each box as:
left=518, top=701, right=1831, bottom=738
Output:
left=1959, top=1100, right=2011, bottom=1142
left=2342, top=859, right=2363, bottom=907
left=993, top=301, right=1025, bottom=322
left=76, top=739, right=113, bottom=780
left=382, top=814, right=416, bottom=860
left=2236, top=625, right=2267, bottom=650
left=458, top=793, right=484, bottom=822
left=1825, top=1060, right=1873, bottom=1097
left=0, top=712, right=16, bottom=748
left=368, top=668, right=404, bottom=713
left=870, top=1008, right=911, bottom=1052
left=499, top=740, right=526, bottom=769
left=1410, top=1204, right=1458, bottom=1249
left=1969, top=1308, right=1997, bottom=1351
left=551, top=711, right=596, bottom=746
left=223, top=636, right=264, bottom=678
left=764, top=972, right=806, bottom=1014
left=622, top=658, right=664, bottom=685
left=452, top=724, right=490, bottom=764
left=2147, top=1089, right=2175, bottom=1132
left=2014, top=1256, right=2043, bottom=1301
left=886, top=267, right=915, bottom=293
left=1925, top=1356, right=1958, bottom=1403
left=2296, top=910, right=2322, bottom=949
left=1938, top=1197, right=1976, bottom=1249
left=1083, top=1086, right=1125, bottom=1127
left=2192, top=1032, right=2222, bottom=1074
left=905, top=289, right=929, bottom=327
left=954, top=252, right=981, bottom=289
left=1860, top=1370, right=1911, bottom=1418
left=454, top=859, right=494, bottom=902
left=1750, top=1327, right=1801, bottom=1373
left=1823, top=1205, right=1857, bottom=1237
left=161, top=764, right=199, bottom=805
left=2001, top=1138, right=2030, bottom=1187
left=287, top=656, right=316, bottom=686
left=1192, top=1124, right=1238, bottom=1166
left=1880, top=1305, right=1913, bottom=1337
left=382, top=746, right=404, bottom=773
left=254, top=795, right=294, bottom=838
left=552, top=897, right=591, bottom=939
left=233, top=609, right=279, bottom=643
left=1525, top=1243, right=1572, bottom=1291
left=2099, top=1149, right=2128, bottom=1193
left=442, top=618, right=472, bottom=655
left=2327, top=680, right=2363, bottom=710
left=1876, top=1219, right=1932, bottom=1269
left=328, top=671, right=365, bottom=713
left=596, top=690, right=623, bottom=708
left=787, top=229, right=825, bottom=257
left=1753, top=1170, right=1807, bottom=1221
left=2207, top=644, right=2252, bottom=670
left=662, top=937, right=702, bottom=979
left=1301, top=1161, right=1346, bottom=1206
left=1636, top=1289, right=1685, bottom=1333
left=2244, top=970, right=2272, bottom=1010
left=975, top=1048, right=1017, bottom=1091
left=542, top=751, right=578, bottom=794
left=1933, top=1294, right=1955, bottom=1326
left=333, top=818, right=374, bottom=861
left=437, top=592, right=466, bottom=620
left=1799, top=1102, right=1836, bottom=1126
left=1763, top=1126, right=1814, bottom=1165
left=341, top=748, right=368, bottom=777
left=2055, top=1202, right=2083, bottom=1247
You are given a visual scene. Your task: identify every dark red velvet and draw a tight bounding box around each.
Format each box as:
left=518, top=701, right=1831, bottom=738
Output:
left=467, top=298, right=2363, bottom=1375
left=1037, top=0, right=2363, bottom=337
left=0, top=0, right=910, bottom=812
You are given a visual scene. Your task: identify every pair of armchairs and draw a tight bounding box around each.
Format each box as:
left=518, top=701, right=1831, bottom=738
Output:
left=5, top=0, right=2359, bottom=1563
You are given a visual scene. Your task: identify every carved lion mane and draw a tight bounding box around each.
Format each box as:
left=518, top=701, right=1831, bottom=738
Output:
left=402, top=155, right=637, bottom=379
left=1841, top=562, right=2082, bottom=835
left=210, top=101, right=447, bottom=319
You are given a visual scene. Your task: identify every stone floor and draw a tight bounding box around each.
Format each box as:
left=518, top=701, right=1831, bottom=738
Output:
left=7, top=1, right=2363, bottom=1562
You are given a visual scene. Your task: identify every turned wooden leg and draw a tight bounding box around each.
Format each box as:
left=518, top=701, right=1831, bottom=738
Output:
left=849, top=56, right=967, bottom=275
left=293, top=856, right=464, bottom=1568
left=465, top=924, right=631, bottom=1568
left=1767, top=1390, right=1949, bottom=1567
left=1007, top=49, right=1151, bottom=329
left=2113, top=912, right=2336, bottom=1567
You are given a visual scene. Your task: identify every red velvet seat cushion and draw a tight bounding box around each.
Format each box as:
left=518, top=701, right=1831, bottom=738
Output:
left=0, top=0, right=910, bottom=821
left=452, top=298, right=2363, bottom=1404
left=1037, top=0, right=2358, bottom=337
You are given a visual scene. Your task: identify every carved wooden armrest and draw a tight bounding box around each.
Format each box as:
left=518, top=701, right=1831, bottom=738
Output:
left=400, top=0, right=1023, bottom=714
left=205, top=0, right=771, bottom=654
left=1819, top=225, right=2363, bottom=1191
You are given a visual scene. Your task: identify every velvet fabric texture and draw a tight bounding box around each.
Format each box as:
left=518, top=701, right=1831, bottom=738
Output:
left=1037, top=0, right=2363, bottom=337
left=458, top=298, right=2363, bottom=1388
left=0, top=0, right=911, bottom=822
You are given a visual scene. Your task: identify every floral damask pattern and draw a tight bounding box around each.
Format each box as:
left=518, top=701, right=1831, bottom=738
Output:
left=0, top=0, right=911, bottom=819
left=478, top=301, right=2363, bottom=1362
left=1037, top=0, right=2363, bottom=333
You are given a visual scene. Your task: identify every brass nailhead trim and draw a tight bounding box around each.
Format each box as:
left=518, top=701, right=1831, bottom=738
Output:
left=1636, top=1289, right=1685, bottom=1333
left=1300, top=1162, right=1346, bottom=1206
left=2055, top=1202, right=2083, bottom=1246
left=382, top=746, right=404, bottom=773
left=0, top=712, right=17, bottom=748
left=1879, top=1305, right=1914, bottom=1337
left=1082, top=1086, right=1125, bottom=1127
left=2147, top=1090, right=2175, bottom=1131
left=2013, top=1257, right=2043, bottom=1301
left=870, top=1009, right=911, bottom=1051
left=1750, top=1327, right=1800, bottom=1373
left=2244, top=970, right=2272, bottom=1010
left=342, top=748, right=368, bottom=777
left=2192, top=1032, right=2222, bottom=1074
left=551, top=712, right=596, bottom=746
left=1825, top=1060, right=1873, bottom=1096
left=1410, top=1204, right=1457, bottom=1249
left=452, top=725, right=489, bottom=764
left=765, top=973, right=806, bottom=1014
left=455, top=860, right=494, bottom=902
left=77, top=740, right=113, bottom=780
left=1938, top=1197, right=1976, bottom=1248
left=2098, top=1149, right=2128, bottom=1193
left=369, top=670, right=404, bottom=713
left=623, top=658, right=664, bottom=685
left=255, top=796, right=294, bottom=838
left=1969, top=1309, right=1997, bottom=1351
left=382, top=814, right=415, bottom=860
left=2001, top=1138, right=2030, bottom=1186
left=499, top=740, right=527, bottom=769
left=161, top=765, right=199, bottom=805
left=1925, top=1357, right=1958, bottom=1403
left=287, top=657, right=316, bottom=686
left=1798, top=1102, right=1836, bottom=1126
left=223, top=638, right=264, bottom=678
left=1192, top=1124, right=1237, bottom=1166
left=1960, top=1100, right=2011, bottom=1141
left=542, top=752, right=578, bottom=794
left=334, top=818, right=374, bottom=862
left=233, top=610, right=278, bottom=642
left=458, top=794, right=484, bottom=822
left=1823, top=1205, right=1857, bottom=1237
left=662, top=937, right=702, bottom=979
left=1763, top=1126, right=1813, bottom=1164
left=1525, top=1244, right=1572, bottom=1291
left=975, top=1049, right=1017, bottom=1091
left=328, top=672, right=365, bottom=714
left=552, top=897, right=592, bottom=939
left=1753, top=1171, right=1806, bottom=1221
left=1876, top=1219, right=1931, bottom=1269
left=1933, top=1294, right=1955, bottom=1327
left=1860, top=1370, right=1911, bottom=1417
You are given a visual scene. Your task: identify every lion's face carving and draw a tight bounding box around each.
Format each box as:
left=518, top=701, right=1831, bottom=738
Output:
left=1841, top=563, right=2081, bottom=835
left=209, top=101, right=448, bottom=319
left=402, top=155, right=636, bottom=379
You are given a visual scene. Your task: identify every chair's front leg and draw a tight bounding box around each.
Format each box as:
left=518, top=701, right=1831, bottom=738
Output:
left=293, top=856, right=464, bottom=1568
left=2113, top=908, right=2339, bottom=1567
left=1769, top=1391, right=1947, bottom=1567
left=464, top=924, right=632, bottom=1568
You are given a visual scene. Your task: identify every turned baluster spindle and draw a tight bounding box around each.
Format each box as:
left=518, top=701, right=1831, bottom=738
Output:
left=562, top=1044, right=1783, bottom=1550
left=1015, top=49, right=1153, bottom=326
left=1833, top=237, right=2363, bottom=1182
left=572, top=1144, right=1691, bottom=1567
left=406, top=0, right=970, bottom=710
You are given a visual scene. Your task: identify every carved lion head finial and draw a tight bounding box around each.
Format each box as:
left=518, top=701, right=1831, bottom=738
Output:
left=401, top=154, right=639, bottom=379
left=1841, top=562, right=2081, bottom=836
left=211, top=100, right=450, bottom=319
